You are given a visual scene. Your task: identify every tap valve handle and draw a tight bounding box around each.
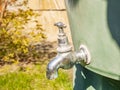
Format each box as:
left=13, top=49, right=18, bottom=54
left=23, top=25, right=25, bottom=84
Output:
left=54, top=22, right=72, bottom=52
left=54, top=22, right=66, bottom=33
left=54, top=22, right=66, bottom=29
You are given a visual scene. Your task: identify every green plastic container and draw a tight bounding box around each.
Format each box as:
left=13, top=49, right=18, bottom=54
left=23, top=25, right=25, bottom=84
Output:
left=65, top=0, right=120, bottom=89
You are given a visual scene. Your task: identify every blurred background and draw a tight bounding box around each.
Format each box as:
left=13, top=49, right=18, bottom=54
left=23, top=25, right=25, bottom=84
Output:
left=0, top=0, right=73, bottom=90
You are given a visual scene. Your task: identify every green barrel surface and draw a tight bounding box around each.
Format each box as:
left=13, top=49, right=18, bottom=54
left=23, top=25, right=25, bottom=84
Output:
left=65, top=0, right=120, bottom=89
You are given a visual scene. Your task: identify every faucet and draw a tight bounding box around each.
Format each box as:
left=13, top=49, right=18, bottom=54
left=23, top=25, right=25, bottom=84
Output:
left=46, top=22, right=91, bottom=80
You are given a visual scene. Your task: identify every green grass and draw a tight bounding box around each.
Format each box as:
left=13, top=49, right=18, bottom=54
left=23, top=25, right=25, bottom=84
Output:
left=0, top=63, right=72, bottom=90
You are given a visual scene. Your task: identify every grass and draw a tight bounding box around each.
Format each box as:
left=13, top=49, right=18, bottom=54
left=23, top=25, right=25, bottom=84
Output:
left=0, top=62, right=72, bottom=90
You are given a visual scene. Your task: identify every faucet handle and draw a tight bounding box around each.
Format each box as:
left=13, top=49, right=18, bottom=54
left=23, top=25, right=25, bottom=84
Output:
left=54, top=22, right=66, bottom=29
left=54, top=22, right=67, bottom=34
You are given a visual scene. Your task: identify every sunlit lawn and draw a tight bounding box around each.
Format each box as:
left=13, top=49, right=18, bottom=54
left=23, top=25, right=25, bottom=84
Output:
left=0, top=62, right=72, bottom=90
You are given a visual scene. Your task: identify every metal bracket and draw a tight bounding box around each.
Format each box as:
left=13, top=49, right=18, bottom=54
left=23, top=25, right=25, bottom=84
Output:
left=76, top=45, right=91, bottom=64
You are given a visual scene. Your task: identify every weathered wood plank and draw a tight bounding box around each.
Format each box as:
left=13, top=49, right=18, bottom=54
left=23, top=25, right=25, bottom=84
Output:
left=28, top=0, right=71, bottom=42
left=28, top=0, right=66, bottom=10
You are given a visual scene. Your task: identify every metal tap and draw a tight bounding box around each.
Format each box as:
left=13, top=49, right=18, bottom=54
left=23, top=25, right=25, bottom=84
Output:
left=46, top=22, right=91, bottom=80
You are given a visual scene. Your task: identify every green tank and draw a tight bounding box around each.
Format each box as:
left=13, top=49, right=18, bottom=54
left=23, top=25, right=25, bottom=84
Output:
left=65, top=0, right=120, bottom=89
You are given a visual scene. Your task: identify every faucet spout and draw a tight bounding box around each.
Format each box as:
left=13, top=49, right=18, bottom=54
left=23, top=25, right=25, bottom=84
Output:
left=46, top=54, right=63, bottom=80
left=46, top=52, right=75, bottom=80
